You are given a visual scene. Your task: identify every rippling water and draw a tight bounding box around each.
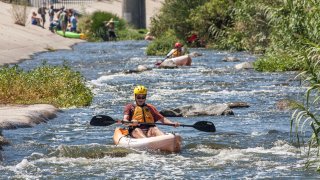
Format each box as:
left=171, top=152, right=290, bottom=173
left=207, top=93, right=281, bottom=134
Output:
left=1, top=41, right=318, bottom=179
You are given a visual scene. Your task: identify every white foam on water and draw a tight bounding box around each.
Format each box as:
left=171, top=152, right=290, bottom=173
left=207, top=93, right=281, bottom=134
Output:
left=190, top=140, right=300, bottom=169
left=15, top=159, right=30, bottom=170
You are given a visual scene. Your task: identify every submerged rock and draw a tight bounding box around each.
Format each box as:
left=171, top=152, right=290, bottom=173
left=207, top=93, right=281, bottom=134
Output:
left=49, top=144, right=136, bottom=158
left=189, top=52, right=202, bottom=57
left=276, top=99, right=295, bottom=110
left=227, top=102, right=250, bottom=108
left=223, top=56, right=240, bottom=62
left=124, top=65, right=153, bottom=73
left=160, top=103, right=234, bottom=117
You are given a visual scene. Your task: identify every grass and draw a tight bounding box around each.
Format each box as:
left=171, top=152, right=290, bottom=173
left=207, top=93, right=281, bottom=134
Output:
left=0, top=64, right=93, bottom=108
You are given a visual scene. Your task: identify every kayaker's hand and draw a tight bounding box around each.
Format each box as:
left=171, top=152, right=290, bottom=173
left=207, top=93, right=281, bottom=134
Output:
left=173, top=122, right=180, bottom=127
left=131, top=120, right=139, bottom=127
left=122, top=120, right=130, bottom=126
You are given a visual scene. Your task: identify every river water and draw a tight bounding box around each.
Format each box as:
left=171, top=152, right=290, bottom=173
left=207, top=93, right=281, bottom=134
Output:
left=0, top=41, right=318, bottom=179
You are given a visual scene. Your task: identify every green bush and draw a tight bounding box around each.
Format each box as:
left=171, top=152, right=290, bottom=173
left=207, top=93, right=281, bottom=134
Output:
left=0, top=64, right=93, bottom=108
left=146, top=29, right=184, bottom=56
left=149, top=0, right=207, bottom=41
left=77, top=11, right=126, bottom=41
left=117, top=28, right=146, bottom=41
left=77, top=10, right=146, bottom=41
left=253, top=52, right=306, bottom=72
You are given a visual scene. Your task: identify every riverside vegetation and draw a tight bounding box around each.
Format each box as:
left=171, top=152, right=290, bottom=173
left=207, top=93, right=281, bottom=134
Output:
left=146, top=0, right=320, bottom=171
left=0, top=64, right=93, bottom=108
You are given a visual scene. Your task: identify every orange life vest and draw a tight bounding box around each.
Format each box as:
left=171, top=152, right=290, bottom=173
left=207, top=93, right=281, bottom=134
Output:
left=132, top=105, right=154, bottom=123
left=172, top=49, right=183, bottom=57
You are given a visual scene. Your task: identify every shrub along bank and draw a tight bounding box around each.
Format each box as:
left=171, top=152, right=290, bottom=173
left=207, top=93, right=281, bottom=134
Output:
left=0, top=64, right=93, bottom=108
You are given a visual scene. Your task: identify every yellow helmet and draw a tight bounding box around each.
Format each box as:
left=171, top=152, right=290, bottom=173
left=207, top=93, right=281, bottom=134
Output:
left=134, top=85, right=147, bottom=95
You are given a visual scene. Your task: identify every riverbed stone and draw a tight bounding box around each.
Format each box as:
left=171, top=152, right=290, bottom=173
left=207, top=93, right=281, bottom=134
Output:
left=227, top=102, right=250, bottom=108
left=160, top=103, right=234, bottom=117
left=223, top=56, right=240, bottom=62
left=0, top=104, right=60, bottom=129
left=235, top=62, right=254, bottom=70
left=189, top=52, right=202, bottom=57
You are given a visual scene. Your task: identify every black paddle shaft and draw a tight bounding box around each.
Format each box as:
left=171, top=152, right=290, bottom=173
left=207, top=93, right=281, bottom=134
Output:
left=90, top=115, right=216, bottom=132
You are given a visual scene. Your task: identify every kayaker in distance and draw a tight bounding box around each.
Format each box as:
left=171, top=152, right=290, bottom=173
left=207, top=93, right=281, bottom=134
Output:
left=166, top=42, right=186, bottom=58
left=123, top=85, right=180, bottom=138
left=155, top=42, right=186, bottom=66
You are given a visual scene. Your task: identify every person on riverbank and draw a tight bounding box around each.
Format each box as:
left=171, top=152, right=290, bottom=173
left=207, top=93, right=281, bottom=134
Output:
left=123, top=85, right=180, bottom=138
left=31, top=12, right=41, bottom=26
left=38, top=6, right=46, bottom=28
left=70, top=13, right=77, bottom=32
left=58, top=9, right=67, bottom=36
left=105, top=18, right=117, bottom=41
left=144, top=32, right=155, bottom=41
left=166, top=42, right=186, bottom=58
left=48, top=5, right=54, bottom=23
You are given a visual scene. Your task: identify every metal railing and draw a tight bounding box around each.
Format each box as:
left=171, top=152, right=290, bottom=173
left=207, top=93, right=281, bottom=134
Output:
left=0, top=0, right=94, bottom=8
left=29, top=0, right=94, bottom=9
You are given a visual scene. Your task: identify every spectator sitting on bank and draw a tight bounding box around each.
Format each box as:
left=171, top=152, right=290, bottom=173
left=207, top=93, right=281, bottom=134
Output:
left=145, top=32, right=155, bottom=41
left=31, top=12, right=41, bottom=26
left=49, top=20, right=60, bottom=32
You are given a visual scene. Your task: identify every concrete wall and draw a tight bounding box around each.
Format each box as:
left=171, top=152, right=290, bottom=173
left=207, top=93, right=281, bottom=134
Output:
left=122, top=0, right=146, bottom=29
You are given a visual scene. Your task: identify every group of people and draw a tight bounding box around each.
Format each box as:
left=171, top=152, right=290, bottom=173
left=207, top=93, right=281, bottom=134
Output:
left=31, top=5, right=78, bottom=35
left=49, top=7, right=78, bottom=34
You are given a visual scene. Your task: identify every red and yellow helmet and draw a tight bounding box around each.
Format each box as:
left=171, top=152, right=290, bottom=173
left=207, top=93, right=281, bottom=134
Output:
left=175, top=42, right=183, bottom=48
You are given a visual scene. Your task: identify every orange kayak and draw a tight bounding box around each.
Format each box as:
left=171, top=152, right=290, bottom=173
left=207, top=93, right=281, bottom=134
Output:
left=113, top=127, right=182, bottom=153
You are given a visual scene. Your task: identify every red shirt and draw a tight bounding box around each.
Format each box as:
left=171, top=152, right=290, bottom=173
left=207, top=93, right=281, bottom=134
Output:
left=124, top=103, right=164, bottom=122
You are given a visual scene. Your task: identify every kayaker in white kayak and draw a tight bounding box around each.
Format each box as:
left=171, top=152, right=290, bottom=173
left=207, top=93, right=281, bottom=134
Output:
left=123, top=85, right=180, bottom=138
left=155, top=42, right=186, bottom=66
left=166, top=42, right=186, bottom=58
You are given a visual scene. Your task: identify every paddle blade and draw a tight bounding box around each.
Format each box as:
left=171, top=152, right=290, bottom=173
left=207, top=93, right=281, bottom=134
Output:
left=90, top=115, right=116, bottom=126
left=193, top=121, right=216, bottom=132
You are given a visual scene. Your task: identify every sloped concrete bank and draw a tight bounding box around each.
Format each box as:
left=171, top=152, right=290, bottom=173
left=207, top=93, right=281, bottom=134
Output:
left=0, top=104, right=60, bottom=157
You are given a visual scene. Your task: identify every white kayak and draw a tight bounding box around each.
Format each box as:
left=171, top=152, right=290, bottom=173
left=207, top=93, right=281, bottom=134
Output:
left=159, top=54, right=192, bottom=67
left=113, top=127, right=182, bottom=153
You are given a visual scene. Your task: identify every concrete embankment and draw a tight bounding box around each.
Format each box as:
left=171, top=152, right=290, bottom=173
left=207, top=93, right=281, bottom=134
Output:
left=0, top=104, right=59, bottom=152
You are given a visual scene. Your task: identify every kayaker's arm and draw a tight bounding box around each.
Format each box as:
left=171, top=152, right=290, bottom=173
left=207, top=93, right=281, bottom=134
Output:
left=166, top=49, right=175, bottom=58
left=161, top=117, right=180, bottom=127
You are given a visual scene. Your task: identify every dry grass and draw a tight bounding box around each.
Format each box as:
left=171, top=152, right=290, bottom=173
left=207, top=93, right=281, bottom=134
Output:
left=11, top=0, right=28, bottom=26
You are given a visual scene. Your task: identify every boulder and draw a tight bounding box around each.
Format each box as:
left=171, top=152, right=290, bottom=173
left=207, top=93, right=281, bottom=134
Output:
left=235, top=62, right=254, bottom=70
left=227, top=102, right=250, bottom=108
left=223, top=56, right=240, bottom=62
left=160, top=103, right=234, bottom=117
